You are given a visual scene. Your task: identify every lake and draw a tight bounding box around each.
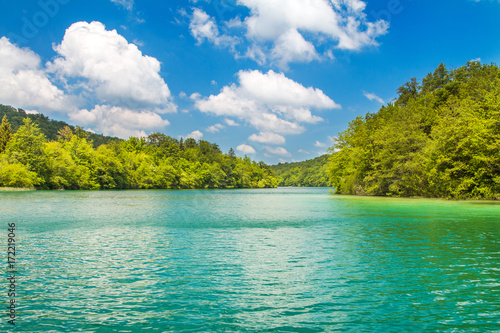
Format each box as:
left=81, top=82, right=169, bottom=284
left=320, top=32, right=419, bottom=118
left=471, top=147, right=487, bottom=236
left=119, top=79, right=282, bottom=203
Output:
left=1, top=187, right=499, bottom=332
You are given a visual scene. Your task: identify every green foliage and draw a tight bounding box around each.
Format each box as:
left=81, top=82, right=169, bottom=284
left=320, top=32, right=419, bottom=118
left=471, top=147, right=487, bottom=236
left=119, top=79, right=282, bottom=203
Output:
left=0, top=115, right=12, bottom=153
left=328, top=61, right=500, bottom=199
left=0, top=104, right=118, bottom=147
left=0, top=115, right=277, bottom=190
left=7, top=118, right=48, bottom=180
left=0, top=155, right=41, bottom=188
left=272, top=155, right=330, bottom=187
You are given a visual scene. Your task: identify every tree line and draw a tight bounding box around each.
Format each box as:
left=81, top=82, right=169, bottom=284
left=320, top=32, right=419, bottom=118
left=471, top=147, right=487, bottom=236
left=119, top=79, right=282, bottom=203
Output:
left=0, top=112, right=278, bottom=190
left=272, top=155, right=330, bottom=187
left=328, top=61, right=500, bottom=199
left=0, top=104, right=117, bottom=147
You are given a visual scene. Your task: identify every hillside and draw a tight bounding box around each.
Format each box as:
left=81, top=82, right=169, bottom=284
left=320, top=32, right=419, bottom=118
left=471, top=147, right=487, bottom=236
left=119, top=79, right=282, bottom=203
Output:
left=272, top=155, right=330, bottom=187
left=0, top=104, right=119, bottom=147
left=328, top=61, right=500, bottom=199
left=0, top=106, right=277, bottom=190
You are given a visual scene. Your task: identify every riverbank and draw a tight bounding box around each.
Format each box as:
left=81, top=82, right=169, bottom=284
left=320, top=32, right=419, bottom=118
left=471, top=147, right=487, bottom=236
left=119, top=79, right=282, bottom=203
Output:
left=0, top=187, right=35, bottom=191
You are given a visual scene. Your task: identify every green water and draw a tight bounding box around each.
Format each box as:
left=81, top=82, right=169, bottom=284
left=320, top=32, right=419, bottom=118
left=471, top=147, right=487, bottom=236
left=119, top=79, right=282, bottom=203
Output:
left=1, top=188, right=499, bottom=332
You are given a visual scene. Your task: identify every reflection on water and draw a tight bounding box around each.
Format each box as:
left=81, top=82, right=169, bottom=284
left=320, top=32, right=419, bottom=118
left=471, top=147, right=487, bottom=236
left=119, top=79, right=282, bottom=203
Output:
left=1, top=188, right=499, bottom=332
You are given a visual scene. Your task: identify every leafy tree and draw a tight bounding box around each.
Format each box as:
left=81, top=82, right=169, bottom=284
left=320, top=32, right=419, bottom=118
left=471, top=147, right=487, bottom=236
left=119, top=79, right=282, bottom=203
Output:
left=422, top=63, right=450, bottom=94
left=396, top=78, right=419, bottom=106
left=44, top=141, right=77, bottom=189
left=57, top=126, right=74, bottom=142
left=0, top=156, right=41, bottom=188
left=93, top=145, right=126, bottom=189
left=0, top=105, right=278, bottom=190
left=0, top=104, right=118, bottom=147
left=272, top=155, right=330, bottom=187
left=328, top=61, right=500, bottom=199
left=0, top=115, right=12, bottom=153
left=6, top=118, right=47, bottom=183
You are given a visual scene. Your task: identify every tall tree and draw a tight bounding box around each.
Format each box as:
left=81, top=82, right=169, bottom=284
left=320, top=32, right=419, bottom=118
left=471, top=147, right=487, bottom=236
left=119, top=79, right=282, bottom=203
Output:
left=6, top=118, right=47, bottom=182
left=396, top=78, right=419, bottom=106
left=328, top=62, right=500, bottom=199
left=0, top=115, right=12, bottom=153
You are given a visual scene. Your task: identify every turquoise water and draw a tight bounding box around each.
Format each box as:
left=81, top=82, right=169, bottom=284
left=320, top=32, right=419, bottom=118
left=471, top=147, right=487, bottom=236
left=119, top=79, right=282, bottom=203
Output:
left=1, top=187, right=499, bottom=332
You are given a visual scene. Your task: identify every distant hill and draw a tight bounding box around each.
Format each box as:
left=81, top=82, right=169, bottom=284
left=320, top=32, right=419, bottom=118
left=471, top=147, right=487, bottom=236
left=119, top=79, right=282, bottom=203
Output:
left=0, top=104, right=278, bottom=190
left=0, top=104, right=119, bottom=147
left=272, top=154, right=330, bottom=187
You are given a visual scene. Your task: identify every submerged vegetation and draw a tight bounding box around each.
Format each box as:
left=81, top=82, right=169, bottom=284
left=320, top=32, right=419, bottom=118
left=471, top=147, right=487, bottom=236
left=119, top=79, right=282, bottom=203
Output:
left=328, top=61, right=500, bottom=199
left=272, top=155, right=330, bottom=187
left=0, top=109, right=277, bottom=190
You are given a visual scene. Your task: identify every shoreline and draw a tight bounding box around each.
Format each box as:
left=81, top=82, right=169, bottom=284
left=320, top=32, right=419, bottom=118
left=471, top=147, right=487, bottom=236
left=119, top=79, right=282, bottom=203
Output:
left=0, top=187, right=36, bottom=192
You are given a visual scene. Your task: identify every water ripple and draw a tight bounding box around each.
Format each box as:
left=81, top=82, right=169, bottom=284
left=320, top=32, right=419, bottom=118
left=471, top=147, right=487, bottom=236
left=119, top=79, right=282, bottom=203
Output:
left=1, top=188, right=499, bottom=332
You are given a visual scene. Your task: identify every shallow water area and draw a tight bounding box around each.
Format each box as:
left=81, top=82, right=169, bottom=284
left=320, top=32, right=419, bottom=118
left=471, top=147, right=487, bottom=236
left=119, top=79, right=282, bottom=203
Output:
left=1, top=188, right=499, bottom=332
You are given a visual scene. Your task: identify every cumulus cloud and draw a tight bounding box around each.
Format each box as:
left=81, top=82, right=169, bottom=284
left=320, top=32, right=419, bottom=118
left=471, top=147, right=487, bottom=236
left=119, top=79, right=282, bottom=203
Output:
left=69, top=105, right=170, bottom=138
left=49, top=21, right=176, bottom=112
left=0, top=37, right=76, bottom=113
left=186, top=130, right=204, bottom=140
left=194, top=69, right=339, bottom=136
left=249, top=132, right=286, bottom=145
left=190, top=0, right=388, bottom=68
left=363, top=91, right=384, bottom=104
left=271, top=28, right=319, bottom=69
left=206, top=123, right=225, bottom=133
left=224, top=118, right=239, bottom=126
left=264, top=146, right=291, bottom=157
left=237, top=144, right=256, bottom=154
left=189, top=8, right=237, bottom=48
left=1, top=21, right=179, bottom=139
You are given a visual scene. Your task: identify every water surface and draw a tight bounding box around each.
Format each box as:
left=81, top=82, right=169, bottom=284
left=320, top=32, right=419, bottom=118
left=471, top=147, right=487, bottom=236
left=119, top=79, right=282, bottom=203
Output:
left=1, top=188, right=499, bottom=332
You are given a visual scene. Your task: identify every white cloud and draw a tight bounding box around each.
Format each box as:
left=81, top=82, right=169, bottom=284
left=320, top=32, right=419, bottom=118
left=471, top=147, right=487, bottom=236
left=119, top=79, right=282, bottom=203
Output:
left=110, top=0, right=134, bottom=10
left=189, top=8, right=237, bottom=48
left=195, top=69, right=339, bottom=136
left=271, top=28, right=319, bottom=69
left=49, top=21, right=176, bottom=112
left=206, top=123, right=225, bottom=133
left=314, top=141, right=327, bottom=147
left=1, top=22, right=179, bottom=139
left=237, top=144, right=256, bottom=154
left=190, top=92, right=202, bottom=100
left=264, top=146, right=291, bottom=157
left=0, top=37, right=76, bottom=113
left=363, top=91, right=384, bottom=104
left=133, top=39, right=144, bottom=47
left=298, top=149, right=310, bottom=154
left=249, top=132, right=286, bottom=145
left=191, top=0, right=388, bottom=68
left=69, top=105, right=169, bottom=139
left=186, top=130, right=204, bottom=140
left=224, top=118, right=239, bottom=126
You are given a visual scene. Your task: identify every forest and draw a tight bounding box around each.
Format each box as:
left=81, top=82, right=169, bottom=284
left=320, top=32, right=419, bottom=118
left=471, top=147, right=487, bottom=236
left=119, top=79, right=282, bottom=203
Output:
left=328, top=61, right=500, bottom=199
left=272, top=155, right=330, bottom=187
left=0, top=107, right=278, bottom=190
left=0, top=104, right=117, bottom=147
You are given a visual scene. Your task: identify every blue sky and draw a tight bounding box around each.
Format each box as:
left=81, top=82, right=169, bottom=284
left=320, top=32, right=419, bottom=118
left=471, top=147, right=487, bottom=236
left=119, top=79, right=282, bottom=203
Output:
left=1, top=0, right=499, bottom=164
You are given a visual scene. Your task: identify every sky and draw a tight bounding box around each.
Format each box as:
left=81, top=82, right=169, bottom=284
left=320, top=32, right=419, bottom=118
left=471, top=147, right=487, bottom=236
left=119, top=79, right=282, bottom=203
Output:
left=0, top=0, right=499, bottom=164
